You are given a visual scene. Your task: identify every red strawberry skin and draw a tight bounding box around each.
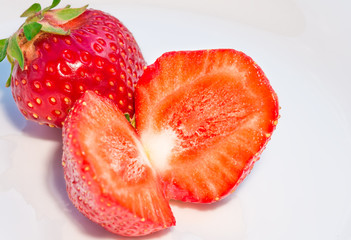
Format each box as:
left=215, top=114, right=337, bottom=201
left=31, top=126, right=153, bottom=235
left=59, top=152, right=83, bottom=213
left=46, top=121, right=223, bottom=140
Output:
left=135, top=49, right=279, bottom=203
left=11, top=9, right=145, bottom=127
left=62, top=91, right=175, bottom=236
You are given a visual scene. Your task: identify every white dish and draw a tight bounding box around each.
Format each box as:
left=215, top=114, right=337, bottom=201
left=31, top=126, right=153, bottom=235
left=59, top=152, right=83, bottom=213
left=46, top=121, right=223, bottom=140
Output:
left=1, top=0, right=351, bottom=239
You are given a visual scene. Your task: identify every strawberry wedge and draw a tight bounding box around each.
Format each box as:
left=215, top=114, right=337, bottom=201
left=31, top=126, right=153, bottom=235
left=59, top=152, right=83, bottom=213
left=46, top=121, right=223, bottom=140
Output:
left=62, top=91, right=175, bottom=236
left=135, top=49, right=279, bottom=203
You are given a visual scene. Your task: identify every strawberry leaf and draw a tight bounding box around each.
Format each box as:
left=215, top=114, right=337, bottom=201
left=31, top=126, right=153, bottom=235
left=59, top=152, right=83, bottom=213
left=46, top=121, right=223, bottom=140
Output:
left=0, top=38, right=9, bottom=62
left=124, top=113, right=136, bottom=128
left=5, top=62, right=14, bottom=87
left=54, top=5, right=88, bottom=22
left=42, top=0, right=61, bottom=12
left=41, top=23, right=69, bottom=35
left=124, top=113, right=131, bottom=121
left=23, top=22, right=43, bottom=41
left=20, top=3, right=42, bottom=17
left=7, top=35, right=24, bottom=70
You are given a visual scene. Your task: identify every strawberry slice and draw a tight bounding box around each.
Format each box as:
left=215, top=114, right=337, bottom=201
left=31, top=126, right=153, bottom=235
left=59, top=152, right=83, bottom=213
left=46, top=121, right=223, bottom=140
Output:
left=62, top=91, right=175, bottom=236
left=135, top=49, right=279, bottom=203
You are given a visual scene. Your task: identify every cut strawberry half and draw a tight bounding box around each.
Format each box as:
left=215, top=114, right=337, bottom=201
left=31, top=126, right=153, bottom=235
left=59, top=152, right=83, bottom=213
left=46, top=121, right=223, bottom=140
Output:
left=135, top=49, right=279, bottom=203
left=62, top=91, right=175, bottom=236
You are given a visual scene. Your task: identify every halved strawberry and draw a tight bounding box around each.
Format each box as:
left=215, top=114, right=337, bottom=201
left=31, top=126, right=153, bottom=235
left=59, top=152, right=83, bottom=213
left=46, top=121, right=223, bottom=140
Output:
left=135, top=49, right=279, bottom=203
left=62, top=91, right=175, bottom=236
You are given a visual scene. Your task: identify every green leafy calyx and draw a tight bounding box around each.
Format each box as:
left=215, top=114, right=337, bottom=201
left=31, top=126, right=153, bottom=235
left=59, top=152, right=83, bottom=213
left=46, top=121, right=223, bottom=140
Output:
left=0, top=39, right=9, bottom=62
left=124, top=113, right=136, bottom=128
left=0, top=0, right=88, bottom=86
left=42, top=0, right=60, bottom=12
left=23, top=22, right=43, bottom=40
left=54, top=5, right=88, bottom=23
left=41, top=22, right=70, bottom=35
left=20, top=3, right=42, bottom=17
left=7, top=35, right=24, bottom=70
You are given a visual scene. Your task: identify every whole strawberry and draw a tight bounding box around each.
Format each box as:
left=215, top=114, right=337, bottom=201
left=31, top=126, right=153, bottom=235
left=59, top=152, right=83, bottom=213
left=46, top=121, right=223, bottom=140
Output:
left=0, top=0, right=145, bottom=127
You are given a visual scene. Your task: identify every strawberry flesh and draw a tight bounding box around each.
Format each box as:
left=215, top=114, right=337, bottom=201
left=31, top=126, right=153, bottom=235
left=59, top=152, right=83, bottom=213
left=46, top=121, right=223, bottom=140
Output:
left=62, top=91, right=175, bottom=236
left=135, top=49, right=279, bottom=203
left=62, top=49, right=279, bottom=235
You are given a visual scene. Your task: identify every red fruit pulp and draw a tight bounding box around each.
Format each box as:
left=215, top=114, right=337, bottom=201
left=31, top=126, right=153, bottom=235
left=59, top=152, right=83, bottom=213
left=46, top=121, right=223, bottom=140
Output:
left=62, top=91, right=175, bottom=236
left=62, top=49, right=279, bottom=236
left=135, top=49, right=279, bottom=202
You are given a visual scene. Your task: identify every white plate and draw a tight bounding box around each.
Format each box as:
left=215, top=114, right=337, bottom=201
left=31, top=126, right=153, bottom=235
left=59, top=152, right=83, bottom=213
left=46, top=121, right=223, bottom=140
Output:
left=1, top=1, right=351, bottom=239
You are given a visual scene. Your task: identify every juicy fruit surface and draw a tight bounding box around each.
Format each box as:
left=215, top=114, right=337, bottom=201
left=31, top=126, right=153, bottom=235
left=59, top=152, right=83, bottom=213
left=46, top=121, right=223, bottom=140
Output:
left=61, top=49, right=279, bottom=235
left=11, top=9, right=145, bottom=127
left=136, top=49, right=279, bottom=203
left=62, top=91, right=175, bottom=236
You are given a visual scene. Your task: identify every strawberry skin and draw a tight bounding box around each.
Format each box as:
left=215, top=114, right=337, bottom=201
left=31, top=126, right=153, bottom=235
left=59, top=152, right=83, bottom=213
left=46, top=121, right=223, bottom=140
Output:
left=135, top=49, right=279, bottom=203
left=8, top=7, right=145, bottom=127
left=62, top=91, right=175, bottom=236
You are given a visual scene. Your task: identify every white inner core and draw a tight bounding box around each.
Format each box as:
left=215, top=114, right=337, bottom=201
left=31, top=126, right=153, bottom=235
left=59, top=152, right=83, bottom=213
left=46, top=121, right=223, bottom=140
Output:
left=141, top=128, right=178, bottom=171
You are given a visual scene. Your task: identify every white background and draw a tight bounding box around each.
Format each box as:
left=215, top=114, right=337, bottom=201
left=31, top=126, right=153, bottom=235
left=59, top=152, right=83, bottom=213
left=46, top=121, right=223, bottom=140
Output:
left=0, top=0, right=351, bottom=239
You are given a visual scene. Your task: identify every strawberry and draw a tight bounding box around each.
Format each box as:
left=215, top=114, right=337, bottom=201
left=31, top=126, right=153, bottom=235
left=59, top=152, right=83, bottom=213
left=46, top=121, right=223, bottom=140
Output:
left=62, top=49, right=278, bottom=235
left=0, top=0, right=145, bottom=127
left=62, top=91, right=175, bottom=236
left=135, top=49, right=279, bottom=203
